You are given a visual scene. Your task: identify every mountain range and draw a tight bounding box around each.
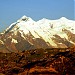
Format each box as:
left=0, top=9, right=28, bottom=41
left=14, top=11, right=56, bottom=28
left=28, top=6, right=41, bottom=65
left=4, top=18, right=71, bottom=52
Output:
left=0, top=16, right=75, bottom=53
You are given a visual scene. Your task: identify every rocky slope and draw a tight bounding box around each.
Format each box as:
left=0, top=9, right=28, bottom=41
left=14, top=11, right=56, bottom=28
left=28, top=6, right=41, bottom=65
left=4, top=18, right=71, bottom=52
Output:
left=0, top=47, right=75, bottom=75
left=0, top=16, right=75, bottom=52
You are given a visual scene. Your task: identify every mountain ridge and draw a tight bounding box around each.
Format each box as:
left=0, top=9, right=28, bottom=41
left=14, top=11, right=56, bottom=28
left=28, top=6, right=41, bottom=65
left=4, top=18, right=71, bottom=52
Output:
left=0, top=16, right=75, bottom=53
left=2, top=16, right=74, bottom=34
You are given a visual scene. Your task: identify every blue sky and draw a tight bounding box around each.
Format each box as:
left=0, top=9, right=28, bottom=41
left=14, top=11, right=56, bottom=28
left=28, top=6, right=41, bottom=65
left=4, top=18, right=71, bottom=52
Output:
left=0, top=0, right=74, bottom=32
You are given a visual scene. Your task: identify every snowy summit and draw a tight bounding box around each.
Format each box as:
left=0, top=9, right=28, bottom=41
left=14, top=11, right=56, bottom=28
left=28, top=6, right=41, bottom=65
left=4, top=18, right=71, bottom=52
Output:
left=0, top=16, right=75, bottom=52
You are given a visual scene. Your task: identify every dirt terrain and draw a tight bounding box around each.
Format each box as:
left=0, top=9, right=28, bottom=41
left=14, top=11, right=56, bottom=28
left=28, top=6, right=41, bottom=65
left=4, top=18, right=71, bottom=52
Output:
left=0, top=47, right=75, bottom=75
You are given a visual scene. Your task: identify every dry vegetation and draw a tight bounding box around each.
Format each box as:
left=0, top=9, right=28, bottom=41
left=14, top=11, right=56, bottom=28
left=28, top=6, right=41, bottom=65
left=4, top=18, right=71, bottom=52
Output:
left=0, top=47, right=75, bottom=75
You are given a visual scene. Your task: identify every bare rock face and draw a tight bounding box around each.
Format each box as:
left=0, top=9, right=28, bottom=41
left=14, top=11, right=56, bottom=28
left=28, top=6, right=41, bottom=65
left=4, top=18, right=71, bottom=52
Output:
left=0, top=16, right=75, bottom=53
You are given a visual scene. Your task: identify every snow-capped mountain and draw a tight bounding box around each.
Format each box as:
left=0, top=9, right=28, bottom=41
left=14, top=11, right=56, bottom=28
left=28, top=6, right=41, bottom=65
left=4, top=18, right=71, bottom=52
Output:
left=0, top=16, right=75, bottom=53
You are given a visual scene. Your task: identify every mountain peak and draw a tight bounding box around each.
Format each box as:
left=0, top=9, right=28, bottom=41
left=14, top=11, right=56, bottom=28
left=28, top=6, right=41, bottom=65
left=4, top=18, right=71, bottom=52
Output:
left=60, top=17, right=68, bottom=20
left=21, top=15, right=29, bottom=21
left=17, top=15, right=33, bottom=22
